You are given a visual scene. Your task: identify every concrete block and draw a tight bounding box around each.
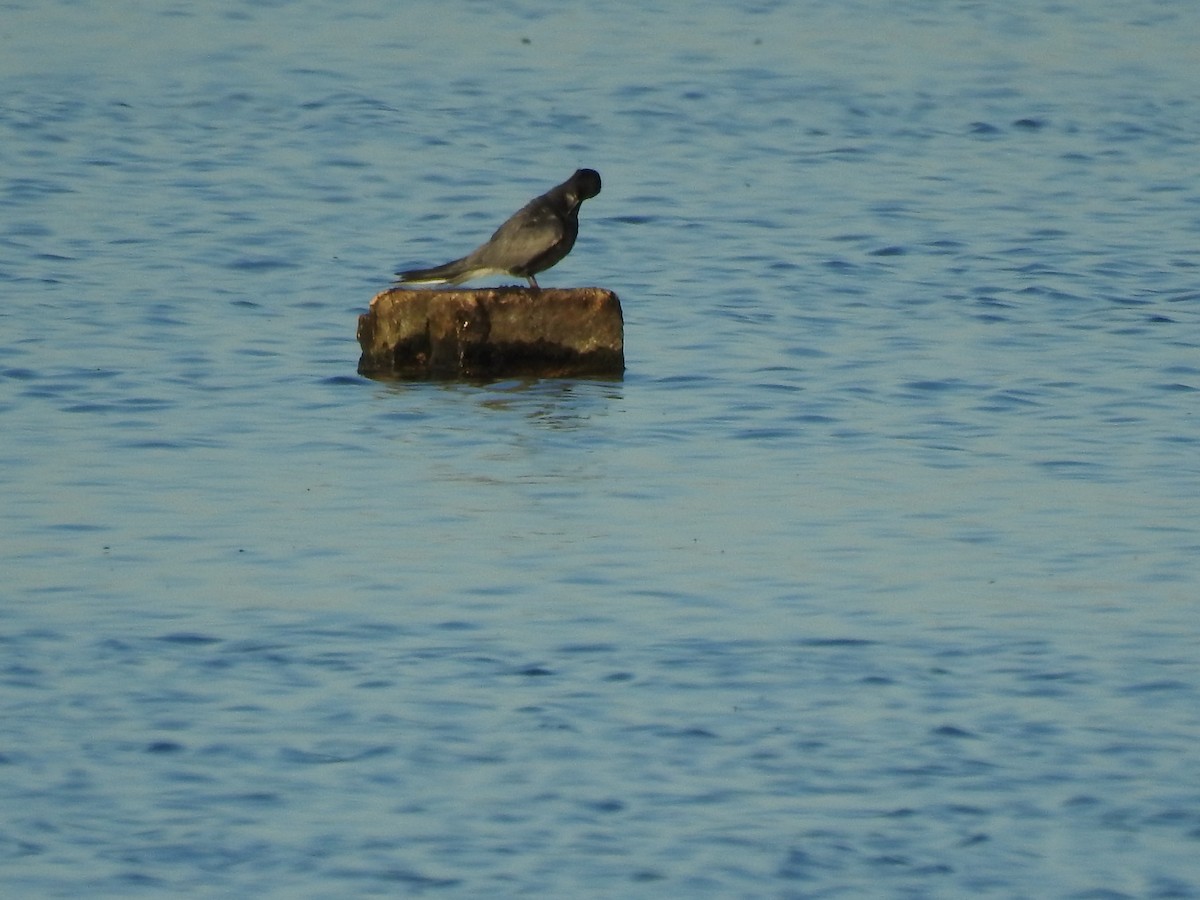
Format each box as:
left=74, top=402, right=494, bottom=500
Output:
left=357, top=287, right=624, bottom=379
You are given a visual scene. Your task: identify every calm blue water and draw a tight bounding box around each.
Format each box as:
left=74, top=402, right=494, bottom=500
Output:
left=4, top=0, right=1200, bottom=896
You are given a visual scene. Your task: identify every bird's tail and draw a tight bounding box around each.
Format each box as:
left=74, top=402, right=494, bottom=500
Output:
left=394, top=256, right=473, bottom=285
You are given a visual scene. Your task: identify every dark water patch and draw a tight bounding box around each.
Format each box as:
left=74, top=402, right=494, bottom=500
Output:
left=976, top=389, right=1042, bottom=412
left=47, top=522, right=107, bottom=533
left=283, top=744, right=394, bottom=765
left=145, top=740, right=185, bottom=754
left=1035, top=459, right=1106, bottom=479
left=225, top=256, right=296, bottom=272
left=1120, top=679, right=1191, bottom=695
left=927, top=239, right=967, bottom=252
left=609, top=214, right=657, bottom=225
left=930, top=724, right=978, bottom=739
left=1, top=367, right=39, bottom=380
left=1153, top=382, right=1197, bottom=393
left=581, top=797, right=625, bottom=814
left=513, top=664, right=555, bottom=677
left=434, top=620, right=479, bottom=632
left=4, top=178, right=76, bottom=201
left=116, top=438, right=192, bottom=450
left=748, top=376, right=806, bottom=392
left=157, top=633, right=222, bottom=646
left=324, top=374, right=369, bottom=388
left=822, top=258, right=859, bottom=273
left=0, top=663, right=46, bottom=689
left=325, top=866, right=462, bottom=890
left=903, top=378, right=976, bottom=394
left=733, top=427, right=798, bottom=441
left=558, top=643, right=618, bottom=654
left=789, top=412, right=837, bottom=426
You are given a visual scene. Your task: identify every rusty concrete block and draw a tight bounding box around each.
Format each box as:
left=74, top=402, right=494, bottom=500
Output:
left=357, top=287, right=624, bottom=379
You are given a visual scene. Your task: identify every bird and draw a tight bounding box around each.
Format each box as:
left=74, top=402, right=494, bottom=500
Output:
left=395, top=168, right=601, bottom=290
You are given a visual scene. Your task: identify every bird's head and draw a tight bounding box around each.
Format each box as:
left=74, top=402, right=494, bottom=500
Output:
left=572, top=168, right=602, bottom=201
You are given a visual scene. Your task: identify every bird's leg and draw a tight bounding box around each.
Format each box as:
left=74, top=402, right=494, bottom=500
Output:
left=526, top=274, right=540, bottom=290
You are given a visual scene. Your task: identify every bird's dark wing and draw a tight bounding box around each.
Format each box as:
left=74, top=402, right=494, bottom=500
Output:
left=468, top=200, right=566, bottom=274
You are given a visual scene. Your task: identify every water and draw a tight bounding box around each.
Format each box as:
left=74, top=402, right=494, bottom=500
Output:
left=3, top=0, right=1200, bottom=896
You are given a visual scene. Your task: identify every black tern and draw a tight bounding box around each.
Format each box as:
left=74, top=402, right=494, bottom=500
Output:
left=395, top=168, right=601, bottom=290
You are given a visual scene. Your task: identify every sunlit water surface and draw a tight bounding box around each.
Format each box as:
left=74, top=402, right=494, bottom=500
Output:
left=3, top=0, right=1200, bottom=896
